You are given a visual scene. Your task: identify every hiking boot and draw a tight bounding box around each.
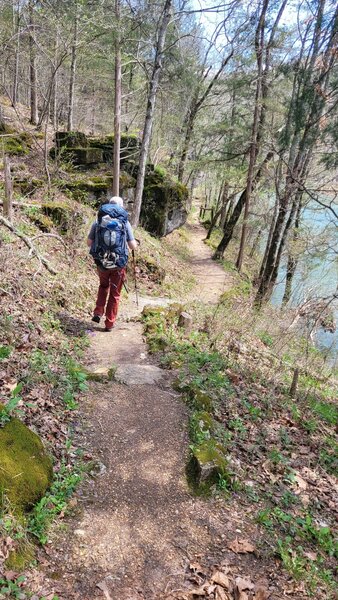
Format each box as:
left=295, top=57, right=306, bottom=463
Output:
left=92, top=315, right=101, bottom=323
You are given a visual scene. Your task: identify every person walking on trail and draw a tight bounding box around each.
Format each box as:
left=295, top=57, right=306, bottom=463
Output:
left=87, top=196, right=138, bottom=332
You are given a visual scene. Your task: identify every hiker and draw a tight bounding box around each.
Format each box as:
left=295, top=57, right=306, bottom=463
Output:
left=87, top=196, right=138, bottom=332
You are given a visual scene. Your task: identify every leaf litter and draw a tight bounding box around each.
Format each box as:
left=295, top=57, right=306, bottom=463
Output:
left=165, top=562, right=270, bottom=600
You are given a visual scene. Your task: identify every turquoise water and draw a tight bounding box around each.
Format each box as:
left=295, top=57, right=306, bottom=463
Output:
left=271, top=204, right=338, bottom=364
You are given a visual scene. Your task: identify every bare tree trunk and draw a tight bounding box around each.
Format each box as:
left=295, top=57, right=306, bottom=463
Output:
left=235, top=0, right=269, bottom=272
left=29, top=0, right=38, bottom=125
left=52, top=25, right=59, bottom=131
left=256, top=196, right=278, bottom=286
left=67, top=3, right=78, bottom=132
left=236, top=0, right=287, bottom=271
left=124, top=63, right=134, bottom=131
left=44, top=98, right=52, bottom=192
left=213, top=152, right=273, bottom=260
left=4, top=156, right=13, bottom=221
left=113, top=0, right=122, bottom=196
left=12, top=0, right=21, bottom=106
left=131, top=0, right=172, bottom=227
left=177, top=50, right=233, bottom=183
left=206, top=181, right=228, bottom=240
left=289, top=368, right=299, bottom=398
left=282, top=200, right=302, bottom=305
left=219, top=182, right=230, bottom=229
left=249, top=228, right=262, bottom=258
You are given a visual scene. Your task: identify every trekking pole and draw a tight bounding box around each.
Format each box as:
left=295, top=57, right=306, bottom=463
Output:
left=132, top=249, right=139, bottom=307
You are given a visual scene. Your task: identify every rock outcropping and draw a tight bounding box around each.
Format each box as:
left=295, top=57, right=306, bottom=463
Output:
left=49, top=130, right=189, bottom=237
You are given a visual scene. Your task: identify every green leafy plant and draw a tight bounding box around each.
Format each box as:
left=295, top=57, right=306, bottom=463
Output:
left=28, top=464, right=81, bottom=544
left=0, top=383, right=23, bottom=426
left=0, top=345, right=12, bottom=360
left=258, top=331, right=274, bottom=347
left=0, top=576, right=26, bottom=599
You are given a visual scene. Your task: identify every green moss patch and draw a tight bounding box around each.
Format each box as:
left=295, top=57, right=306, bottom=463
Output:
left=140, top=170, right=189, bottom=237
left=0, top=418, right=53, bottom=512
left=41, top=201, right=79, bottom=233
left=188, top=439, right=229, bottom=494
left=24, top=206, right=54, bottom=232
left=55, top=131, right=88, bottom=148
left=2, top=132, right=33, bottom=156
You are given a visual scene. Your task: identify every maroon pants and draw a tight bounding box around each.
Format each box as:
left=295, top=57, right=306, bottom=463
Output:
left=94, top=267, right=126, bottom=329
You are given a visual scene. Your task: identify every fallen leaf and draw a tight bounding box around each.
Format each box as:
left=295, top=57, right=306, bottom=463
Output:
left=215, top=585, right=232, bottom=600
left=294, top=474, right=307, bottom=491
left=188, top=586, right=207, bottom=597
left=299, top=493, right=310, bottom=507
left=228, top=539, right=256, bottom=554
left=3, top=570, right=18, bottom=581
left=189, top=562, right=205, bottom=575
left=235, top=577, right=255, bottom=592
left=234, top=592, right=249, bottom=600
left=211, top=571, right=230, bottom=589
left=96, top=580, right=112, bottom=600
left=255, top=586, right=269, bottom=599
left=304, top=551, right=317, bottom=561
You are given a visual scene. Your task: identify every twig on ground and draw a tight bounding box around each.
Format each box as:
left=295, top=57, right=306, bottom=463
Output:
left=0, top=215, right=57, bottom=275
left=31, top=232, right=67, bottom=250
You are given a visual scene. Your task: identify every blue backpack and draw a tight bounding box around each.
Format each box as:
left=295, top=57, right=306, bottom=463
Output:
left=90, top=204, right=129, bottom=269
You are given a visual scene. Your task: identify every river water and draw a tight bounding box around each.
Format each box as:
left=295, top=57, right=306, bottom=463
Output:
left=271, top=204, right=338, bottom=366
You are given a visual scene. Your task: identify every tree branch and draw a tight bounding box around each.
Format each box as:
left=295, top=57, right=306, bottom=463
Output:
left=0, top=216, right=57, bottom=275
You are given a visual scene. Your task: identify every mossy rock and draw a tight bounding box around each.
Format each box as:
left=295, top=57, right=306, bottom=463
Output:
left=87, top=133, right=140, bottom=163
left=14, top=178, right=44, bottom=195
left=2, top=132, right=33, bottom=156
left=84, top=366, right=116, bottom=381
left=184, top=384, right=214, bottom=411
left=140, top=170, right=189, bottom=237
left=41, top=202, right=80, bottom=233
left=0, top=418, right=53, bottom=512
left=62, top=171, right=136, bottom=205
left=147, top=333, right=169, bottom=353
left=190, top=410, right=214, bottom=437
left=55, top=131, right=88, bottom=148
left=142, top=305, right=168, bottom=319
left=67, top=147, right=103, bottom=166
left=193, top=390, right=214, bottom=411
left=188, top=439, right=229, bottom=493
left=26, top=208, right=54, bottom=232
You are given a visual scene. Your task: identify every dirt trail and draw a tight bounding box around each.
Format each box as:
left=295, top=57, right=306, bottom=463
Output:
left=39, top=225, right=276, bottom=599
left=184, top=223, right=231, bottom=303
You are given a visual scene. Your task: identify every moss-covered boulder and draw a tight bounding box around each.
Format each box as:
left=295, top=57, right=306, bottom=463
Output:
left=88, top=133, right=140, bottom=163
left=2, top=132, right=33, bottom=156
left=66, top=147, right=103, bottom=166
left=0, top=418, right=53, bottom=511
left=14, top=177, right=44, bottom=195
left=41, top=201, right=81, bottom=234
left=140, top=169, right=189, bottom=236
left=63, top=172, right=136, bottom=205
left=55, top=131, right=88, bottom=149
left=25, top=206, right=54, bottom=232
left=188, top=439, right=229, bottom=492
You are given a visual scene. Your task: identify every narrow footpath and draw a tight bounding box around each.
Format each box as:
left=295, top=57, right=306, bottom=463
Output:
left=38, top=224, right=275, bottom=599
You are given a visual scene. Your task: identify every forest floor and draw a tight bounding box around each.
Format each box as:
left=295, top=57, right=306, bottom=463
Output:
left=29, top=222, right=306, bottom=600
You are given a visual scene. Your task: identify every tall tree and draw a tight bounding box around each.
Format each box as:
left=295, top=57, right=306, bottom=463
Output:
left=67, top=1, right=79, bottom=132
left=113, top=0, right=121, bottom=196
left=28, top=0, right=38, bottom=125
left=131, top=0, right=173, bottom=227
left=255, top=0, right=338, bottom=304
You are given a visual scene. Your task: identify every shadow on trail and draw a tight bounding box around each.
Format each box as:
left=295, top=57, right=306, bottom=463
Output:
left=57, top=311, right=97, bottom=337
